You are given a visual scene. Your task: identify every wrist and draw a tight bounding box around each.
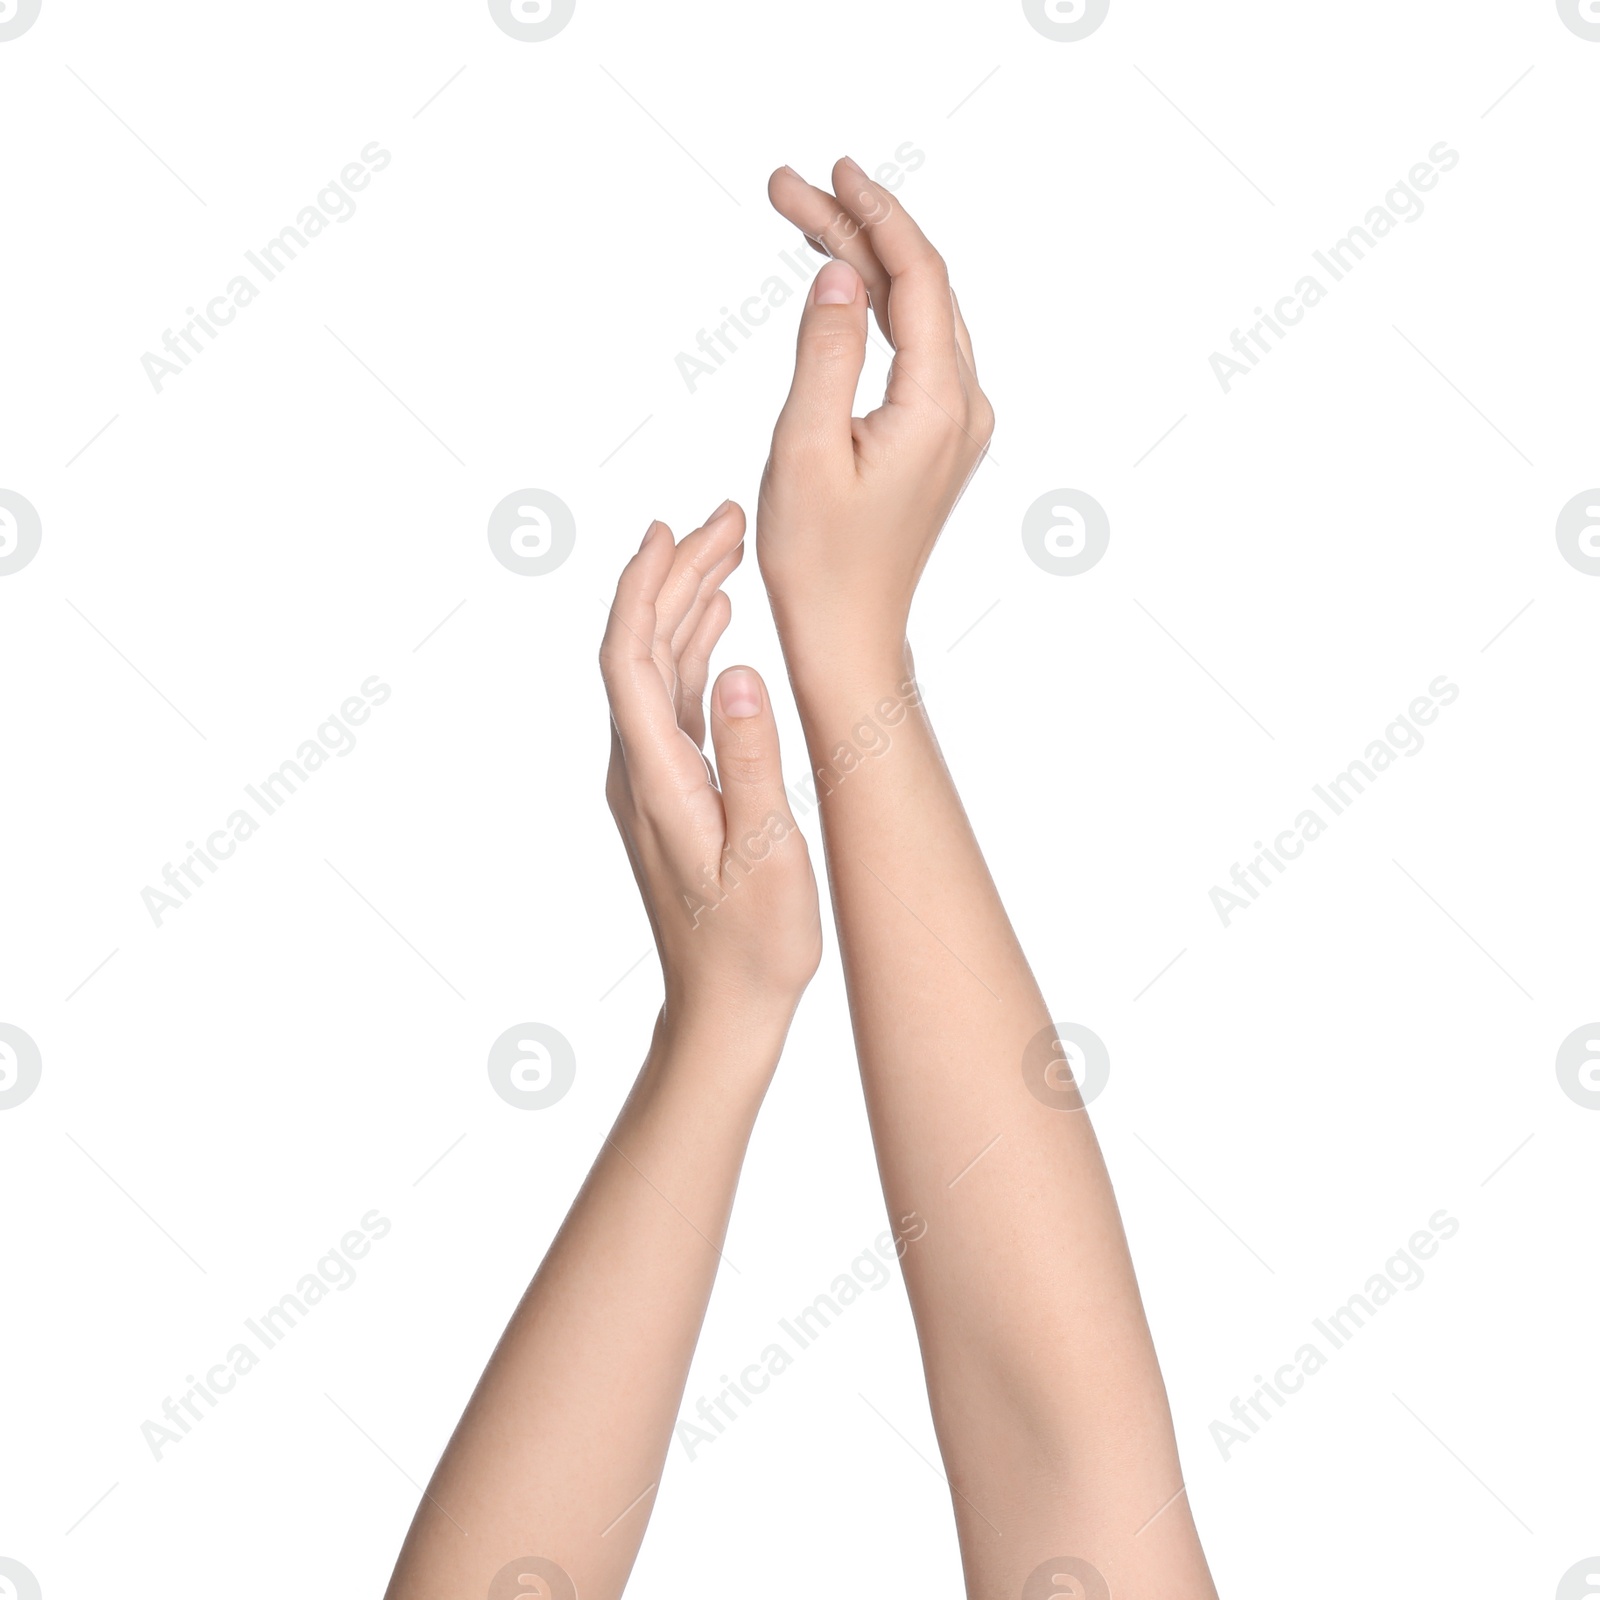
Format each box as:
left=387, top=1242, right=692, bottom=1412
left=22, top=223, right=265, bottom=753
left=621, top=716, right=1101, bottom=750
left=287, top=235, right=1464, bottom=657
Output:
left=658, top=982, right=799, bottom=1061
left=781, top=635, right=914, bottom=711
left=769, top=606, right=906, bottom=688
left=784, top=649, right=927, bottom=765
left=631, top=998, right=791, bottom=1133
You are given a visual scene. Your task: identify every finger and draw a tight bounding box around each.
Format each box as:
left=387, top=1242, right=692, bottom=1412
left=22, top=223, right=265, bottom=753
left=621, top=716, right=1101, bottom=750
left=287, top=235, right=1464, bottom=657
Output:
left=769, top=165, right=893, bottom=342
left=670, top=536, right=743, bottom=661
left=775, top=259, right=869, bottom=460
left=709, top=666, right=796, bottom=853
left=600, top=519, right=677, bottom=723
left=676, top=587, right=732, bottom=747
left=663, top=504, right=746, bottom=660
left=599, top=522, right=709, bottom=793
left=828, top=156, right=959, bottom=410
left=653, top=508, right=736, bottom=648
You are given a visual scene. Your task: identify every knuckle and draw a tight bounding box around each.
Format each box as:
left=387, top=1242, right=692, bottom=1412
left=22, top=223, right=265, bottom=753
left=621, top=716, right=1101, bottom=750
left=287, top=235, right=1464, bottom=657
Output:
left=968, top=387, right=996, bottom=442
left=907, top=238, right=948, bottom=280
left=716, top=738, right=770, bottom=787
left=599, top=636, right=647, bottom=679
left=797, top=321, right=860, bottom=368
left=604, top=761, right=630, bottom=813
left=912, top=381, right=967, bottom=427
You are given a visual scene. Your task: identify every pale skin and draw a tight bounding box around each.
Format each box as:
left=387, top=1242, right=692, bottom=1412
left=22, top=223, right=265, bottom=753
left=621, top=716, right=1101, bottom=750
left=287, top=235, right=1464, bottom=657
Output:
left=385, top=159, right=1217, bottom=1600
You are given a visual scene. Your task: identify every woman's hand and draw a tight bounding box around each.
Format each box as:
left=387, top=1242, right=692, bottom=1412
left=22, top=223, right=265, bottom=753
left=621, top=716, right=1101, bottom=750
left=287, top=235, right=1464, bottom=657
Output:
left=600, top=500, right=822, bottom=1024
left=758, top=159, right=994, bottom=681
left=389, top=503, right=820, bottom=1600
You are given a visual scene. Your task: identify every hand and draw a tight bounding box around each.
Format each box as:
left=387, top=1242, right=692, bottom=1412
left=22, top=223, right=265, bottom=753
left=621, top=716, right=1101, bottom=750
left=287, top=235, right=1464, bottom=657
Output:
left=600, top=501, right=822, bottom=1021
left=758, top=159, right=994, bottom=679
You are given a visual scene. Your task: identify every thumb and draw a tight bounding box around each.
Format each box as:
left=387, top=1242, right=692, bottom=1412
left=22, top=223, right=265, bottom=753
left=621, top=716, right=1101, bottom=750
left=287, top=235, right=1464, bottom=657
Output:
left=776, top=259, right=868, bottom=459
left=709, top=666, right=797, bottom=858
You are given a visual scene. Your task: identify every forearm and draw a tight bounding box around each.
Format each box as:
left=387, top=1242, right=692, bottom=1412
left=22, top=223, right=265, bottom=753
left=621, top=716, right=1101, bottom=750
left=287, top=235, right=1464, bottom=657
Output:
left=753, top=159, right=1213, bottom=1593
left=386, top=1001, right=791, bottom=1600
left=792, top=648, right=1202, bottom=1586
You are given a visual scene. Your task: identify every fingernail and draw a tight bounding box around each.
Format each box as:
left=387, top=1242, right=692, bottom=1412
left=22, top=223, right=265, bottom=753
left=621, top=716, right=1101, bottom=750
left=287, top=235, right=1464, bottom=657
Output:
left=706, top=498, right=733, bottom=524
left=840, top=156, right=867, bottom=181
left=640, top=521, right=658, bottom=551
left=718, top=668, right=762, bottom=719
left=814, top=260, right=858, bottom=306
left=779, top=164, right=798, bottom=177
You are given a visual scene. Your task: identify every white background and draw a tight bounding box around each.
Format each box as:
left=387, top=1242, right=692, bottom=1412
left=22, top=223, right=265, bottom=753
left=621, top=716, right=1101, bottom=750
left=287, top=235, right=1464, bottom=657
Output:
left=2, top=1, right=1597, bottom=1595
